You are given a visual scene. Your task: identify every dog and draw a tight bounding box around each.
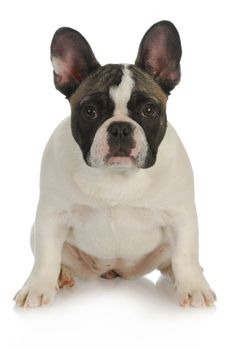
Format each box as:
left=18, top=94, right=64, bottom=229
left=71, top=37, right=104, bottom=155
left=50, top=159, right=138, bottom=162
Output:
left=14, top=21, right=216, bottom=308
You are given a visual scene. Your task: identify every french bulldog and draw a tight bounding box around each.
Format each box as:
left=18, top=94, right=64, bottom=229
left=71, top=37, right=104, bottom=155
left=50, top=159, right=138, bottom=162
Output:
left=14, top=21, right=216, bottom=308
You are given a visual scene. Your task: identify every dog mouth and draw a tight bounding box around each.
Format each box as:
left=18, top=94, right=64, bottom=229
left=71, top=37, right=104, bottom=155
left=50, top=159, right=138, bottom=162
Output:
left=108, top=156, right=135, bottom=165
left=105, top=147, right=136, bottom=167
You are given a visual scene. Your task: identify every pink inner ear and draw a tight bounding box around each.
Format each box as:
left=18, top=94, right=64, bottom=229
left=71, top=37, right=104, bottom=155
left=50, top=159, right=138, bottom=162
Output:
left=148, top=42, right=171, bottom=76
left=52, top=54, right=81, bottom=84
left=166, top=70, right=179, bottom=81
left=147, top=48, right=179, bottom=82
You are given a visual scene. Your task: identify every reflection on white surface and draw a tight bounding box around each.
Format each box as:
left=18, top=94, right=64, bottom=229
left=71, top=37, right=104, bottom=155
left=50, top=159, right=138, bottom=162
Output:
left=9, top=273, right=220, bottom=350
left=13, top=273, right=216, bottom=318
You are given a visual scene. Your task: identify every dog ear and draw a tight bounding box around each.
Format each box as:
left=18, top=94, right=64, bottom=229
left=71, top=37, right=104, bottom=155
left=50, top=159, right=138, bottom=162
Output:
left=50, top=27, right=100, bottom=98
left=135, top=21, right=182, bottom=94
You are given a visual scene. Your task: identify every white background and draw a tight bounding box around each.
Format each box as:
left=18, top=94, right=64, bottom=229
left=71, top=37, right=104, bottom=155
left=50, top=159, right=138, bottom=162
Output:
left=1, top=0, right=238, bottom=349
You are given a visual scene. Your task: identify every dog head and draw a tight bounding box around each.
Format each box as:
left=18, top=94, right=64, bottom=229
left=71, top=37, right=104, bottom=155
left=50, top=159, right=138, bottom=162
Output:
left=51, top=21, right=182, bottom=169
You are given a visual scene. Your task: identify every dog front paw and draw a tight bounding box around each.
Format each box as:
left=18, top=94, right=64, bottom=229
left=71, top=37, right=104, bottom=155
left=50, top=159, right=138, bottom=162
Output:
left=175, top=276, right=216, bottom=308
left=177, top=288, right=216, bottom=307
left=14, top=279, right=59, bottom=308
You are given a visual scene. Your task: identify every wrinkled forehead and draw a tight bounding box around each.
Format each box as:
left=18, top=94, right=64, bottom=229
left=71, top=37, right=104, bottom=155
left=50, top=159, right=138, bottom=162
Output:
left=70, top=64, right=168, bottom=107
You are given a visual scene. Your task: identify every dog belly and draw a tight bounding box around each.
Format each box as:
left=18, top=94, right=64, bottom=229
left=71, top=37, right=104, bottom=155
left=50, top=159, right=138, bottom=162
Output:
left=62, top=241, right=171, bottom=280
left=65, top=205, right=164, bottom=261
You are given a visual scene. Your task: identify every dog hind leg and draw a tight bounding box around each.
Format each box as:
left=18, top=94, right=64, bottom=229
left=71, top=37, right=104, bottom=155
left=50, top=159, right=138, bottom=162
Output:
left=58, top=265, right=75, bottom=288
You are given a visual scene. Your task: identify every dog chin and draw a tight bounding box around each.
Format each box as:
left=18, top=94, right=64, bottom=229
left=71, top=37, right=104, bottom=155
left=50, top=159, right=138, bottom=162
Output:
left=106, top=156, right=136, bottom=169
left=86, top=153, right=140, bottom=169
left=86, top=151, right=157, bottom=170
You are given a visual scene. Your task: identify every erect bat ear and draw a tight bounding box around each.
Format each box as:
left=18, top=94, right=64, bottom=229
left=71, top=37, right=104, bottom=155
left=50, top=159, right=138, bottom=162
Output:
left=50, top=27, right=100, bottom=98
left=135, top=20, right=182, bottom=94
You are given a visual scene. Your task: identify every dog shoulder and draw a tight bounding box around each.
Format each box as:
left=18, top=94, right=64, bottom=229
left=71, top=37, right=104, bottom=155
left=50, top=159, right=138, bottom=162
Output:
left=152, top=123, right=195, bottom=203
left=39, top=117, right=82, bottom=196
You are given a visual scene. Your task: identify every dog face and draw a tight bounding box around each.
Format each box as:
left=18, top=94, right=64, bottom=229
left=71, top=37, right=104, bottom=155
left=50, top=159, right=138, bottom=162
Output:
left=70, top=64, right=168, bottom=169
left=51, top=21, right=182, bottom=169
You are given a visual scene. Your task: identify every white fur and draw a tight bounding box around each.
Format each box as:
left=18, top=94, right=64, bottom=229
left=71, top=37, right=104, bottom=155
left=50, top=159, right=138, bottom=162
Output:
left=109, top=65, right=135, bottom=117
left=52, top=56, right=63, bottom=76
left=52, top=54, right=78, bottom=85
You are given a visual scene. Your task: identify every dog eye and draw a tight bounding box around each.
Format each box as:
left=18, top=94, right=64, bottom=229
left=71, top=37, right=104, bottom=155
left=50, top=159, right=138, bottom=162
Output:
left=84, top=105, right=98, bottom=119
left=141, top=104, right=157, bottom=118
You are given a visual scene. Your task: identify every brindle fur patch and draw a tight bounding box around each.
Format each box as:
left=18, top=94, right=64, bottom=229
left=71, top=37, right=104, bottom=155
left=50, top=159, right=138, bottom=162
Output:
left=70, top=64, right=168, bottom=109
left=129, top=65, right=168, bottom=106
left=70, top=64, right=123, bottom=107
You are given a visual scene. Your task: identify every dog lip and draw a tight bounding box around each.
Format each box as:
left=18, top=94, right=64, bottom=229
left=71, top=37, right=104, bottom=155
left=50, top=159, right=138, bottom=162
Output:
left=104, top=146, right=138, bottom=166
left=108, top=146, right=131, bottom=157
left=107, top=156, right=135, bottom=165
left=113, top=149, right=129, bottom=157
left=106, top=150, right=137, bottom=162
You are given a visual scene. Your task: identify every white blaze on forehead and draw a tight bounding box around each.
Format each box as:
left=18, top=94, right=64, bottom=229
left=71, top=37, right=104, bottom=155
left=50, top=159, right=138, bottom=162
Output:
left=109, top=65, right=134, bottom=117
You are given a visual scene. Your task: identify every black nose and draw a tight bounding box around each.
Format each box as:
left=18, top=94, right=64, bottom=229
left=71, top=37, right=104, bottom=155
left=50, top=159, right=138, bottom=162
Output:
left=107, top=122, right=133, bottom=139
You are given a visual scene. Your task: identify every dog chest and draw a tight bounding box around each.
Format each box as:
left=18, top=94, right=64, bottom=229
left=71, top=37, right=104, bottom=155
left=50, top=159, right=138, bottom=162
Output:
left=65, top=205, right=164, bottom=260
